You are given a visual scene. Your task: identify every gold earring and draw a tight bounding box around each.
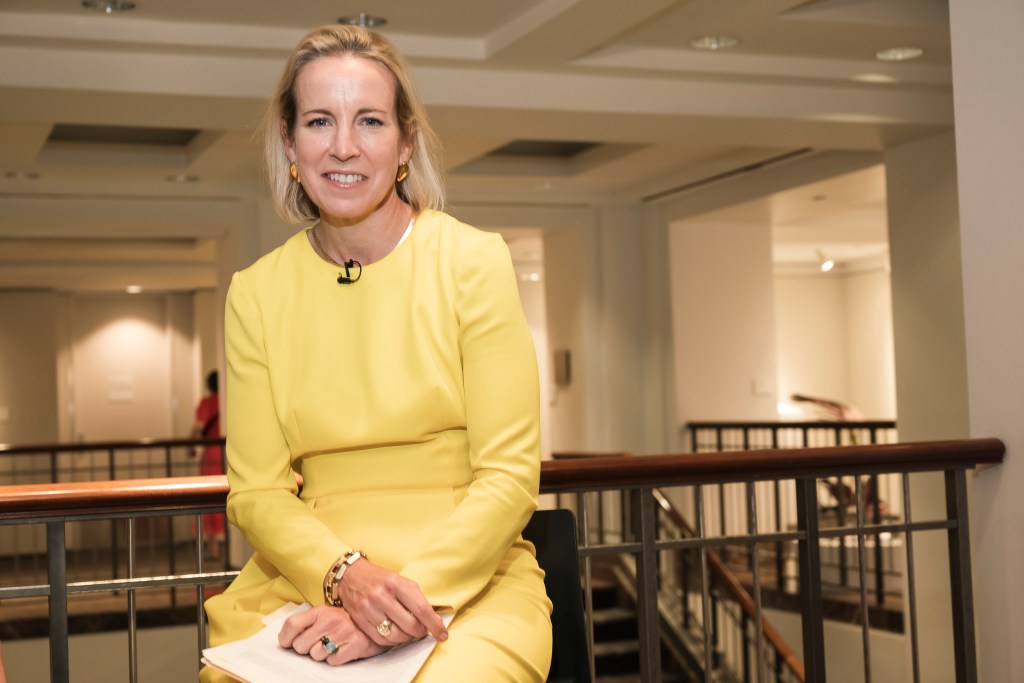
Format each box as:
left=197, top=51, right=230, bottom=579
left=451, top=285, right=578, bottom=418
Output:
left=289, top=162, right=301, bottom=184
left=396, top=163, right=409, bottom=183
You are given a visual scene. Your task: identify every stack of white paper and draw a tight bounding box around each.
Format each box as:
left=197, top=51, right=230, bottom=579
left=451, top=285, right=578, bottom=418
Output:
left=202, top=603, right=452, bottom=683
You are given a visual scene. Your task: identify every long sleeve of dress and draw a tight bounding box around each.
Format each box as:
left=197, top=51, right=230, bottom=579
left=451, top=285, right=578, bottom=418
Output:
left=399, top=233, right=541, bottom=612
left=223, top=271, right=349, bottom=606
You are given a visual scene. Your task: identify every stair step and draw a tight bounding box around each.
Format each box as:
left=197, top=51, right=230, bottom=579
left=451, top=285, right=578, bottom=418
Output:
left=591, top=607, right=635, bottom=624
left=592, top=638, right=641, bottom=675
left=597, top=676, right=686, bottom=683
left=592, top=606, right=638, bottom=641
left=592, top=639, right=639, bottom=657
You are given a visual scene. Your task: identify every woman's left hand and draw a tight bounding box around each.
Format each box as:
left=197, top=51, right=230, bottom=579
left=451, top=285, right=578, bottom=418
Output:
left=337, top=558, right=449, bottom=647
left=278, top=605, right=387, bottom=665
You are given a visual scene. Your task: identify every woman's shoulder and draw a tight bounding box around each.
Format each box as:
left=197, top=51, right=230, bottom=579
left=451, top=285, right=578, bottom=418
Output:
left=232, top=230, right=310, bottom=287
left=417, top=209, right=507, bottom=260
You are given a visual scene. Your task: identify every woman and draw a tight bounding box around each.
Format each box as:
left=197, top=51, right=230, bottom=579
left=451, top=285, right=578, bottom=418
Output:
left=190, top=370, right=225, bottom=560
left=201, top=25, right=552, bottom=682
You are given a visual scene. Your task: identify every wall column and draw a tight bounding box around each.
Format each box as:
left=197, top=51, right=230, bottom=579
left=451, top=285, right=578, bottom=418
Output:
left=885, top=129, right=969, bottom=683
left=949, top=0, right=1024, bottom=679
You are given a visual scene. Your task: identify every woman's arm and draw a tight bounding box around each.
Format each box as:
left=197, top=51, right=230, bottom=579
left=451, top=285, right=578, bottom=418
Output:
left=398, top=231, right=541, bottom=612
left=224, top=271, right=351, bottom=605
left=227, top=270, right=446, bottom=647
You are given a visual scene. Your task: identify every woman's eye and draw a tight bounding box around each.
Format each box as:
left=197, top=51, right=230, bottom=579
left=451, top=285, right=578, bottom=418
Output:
left=361, top=117, right=383, bottom=127
left=306, top=117, right=329, bottom=128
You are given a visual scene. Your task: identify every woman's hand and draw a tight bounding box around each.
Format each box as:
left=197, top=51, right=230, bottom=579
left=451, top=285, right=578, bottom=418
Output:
left=337, top=559, right=448, bottom=647
left=278, top=605, right=386, bottom=665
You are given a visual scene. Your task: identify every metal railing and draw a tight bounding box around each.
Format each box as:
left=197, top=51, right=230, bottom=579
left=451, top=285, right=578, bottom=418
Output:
left=0, top=436, right=1003, bottom=683
left=687, top=421, right=902, bottom=629
left=0, top=438, right=231, bottom=605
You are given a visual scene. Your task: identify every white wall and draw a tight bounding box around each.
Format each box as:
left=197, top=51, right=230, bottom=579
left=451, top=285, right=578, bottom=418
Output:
left=774, top=275, right=848, bottom=413
left=844, top=269, right=896, bottom=419
left=0, top=291, right=208, bottom=446
left=949, top=0, right=1024, bottom=678
left=0, top=292, right=59, bottom=445
left=766, top=608, right=909, bottom=683
left=773, top=268, right=896, bottom=420
left=669, top=219, right=779, bottom=423
left=69, top=295, right=173, bottom=442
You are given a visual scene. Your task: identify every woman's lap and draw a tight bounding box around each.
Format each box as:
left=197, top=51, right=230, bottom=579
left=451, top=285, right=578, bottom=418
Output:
left=201, top=548, right=551, bottom=683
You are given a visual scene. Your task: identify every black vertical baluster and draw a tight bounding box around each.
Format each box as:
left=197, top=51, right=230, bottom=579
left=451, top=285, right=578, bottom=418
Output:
left=902, top=474, right=922, bottom=683
left=854, top=479, right=873, bottom=683
left=796, top=477, right=826, bottom=682
left=165, top=445, right=178, bottom=607
left=945, top=469, right=977, bottom=683
left=47, top=521, right=70, bottom=683
left=772, top=428, right=784, bottom=592
left=109, top=448, right=118, bottom=581
left=635, top=489, right=661, bottom=682
left=741, top=611, right=750, bottom=682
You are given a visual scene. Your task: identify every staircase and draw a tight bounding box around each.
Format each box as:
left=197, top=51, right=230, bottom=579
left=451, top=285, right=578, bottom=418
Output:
left=589, top=567, right=690, bottom=682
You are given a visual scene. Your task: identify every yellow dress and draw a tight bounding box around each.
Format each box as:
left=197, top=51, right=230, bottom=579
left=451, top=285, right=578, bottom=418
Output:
left=202, top=210, right=552, bottom=682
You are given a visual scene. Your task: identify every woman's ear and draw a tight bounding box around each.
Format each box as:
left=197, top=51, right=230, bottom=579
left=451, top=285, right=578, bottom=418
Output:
left=281, top=119, right=295, bottom=161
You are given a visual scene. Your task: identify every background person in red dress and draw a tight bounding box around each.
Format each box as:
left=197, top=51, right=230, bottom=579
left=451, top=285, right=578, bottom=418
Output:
left=191, top=370, right=225, bottom=560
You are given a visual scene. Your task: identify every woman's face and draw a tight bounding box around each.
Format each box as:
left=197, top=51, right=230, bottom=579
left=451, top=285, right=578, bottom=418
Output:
left=284, top=55, right=411, bottom=226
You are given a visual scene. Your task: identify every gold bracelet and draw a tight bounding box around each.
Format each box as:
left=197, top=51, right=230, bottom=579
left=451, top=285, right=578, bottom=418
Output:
left=323, top=549, right=367, bottom=607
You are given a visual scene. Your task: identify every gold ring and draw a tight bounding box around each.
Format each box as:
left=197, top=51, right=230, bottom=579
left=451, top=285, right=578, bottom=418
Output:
left=376, top=618, right=392, bottom=637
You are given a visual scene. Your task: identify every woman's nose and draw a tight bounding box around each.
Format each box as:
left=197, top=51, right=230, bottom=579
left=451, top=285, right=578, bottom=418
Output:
left=330, top=126, right=358, bottom=160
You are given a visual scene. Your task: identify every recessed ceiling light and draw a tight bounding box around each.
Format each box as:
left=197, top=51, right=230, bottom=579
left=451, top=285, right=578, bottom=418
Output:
left=338, top=13, right=387, bottom=28
left=167, top=173, right=199, bottom=183
left=689, top=35, right=739, bottom=51
left=875, top=46, right=924, bottom=62
left=533, top=181, right=558, bottom=191
left=126, top=285, right=143, bottom=294
left=82, top=0, right=136, bottom=14
left=5, top=171, right=40, bottom=180
left=853, top=73, right=898, bottom=84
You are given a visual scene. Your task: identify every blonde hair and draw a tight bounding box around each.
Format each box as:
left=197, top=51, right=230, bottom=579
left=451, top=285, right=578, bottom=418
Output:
left=263, top=25, right=445, bottom=223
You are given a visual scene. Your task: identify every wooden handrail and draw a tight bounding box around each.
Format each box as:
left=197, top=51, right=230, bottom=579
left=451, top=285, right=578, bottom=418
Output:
left=686, top=420, right=896, bottom=429
left=0, top=439, right=1004, bottom=519
left=0, top=437, right=225, bottom=456
left=541, top=438, right=1004, bottom=492
left=0, top=476, right=229, bottom=520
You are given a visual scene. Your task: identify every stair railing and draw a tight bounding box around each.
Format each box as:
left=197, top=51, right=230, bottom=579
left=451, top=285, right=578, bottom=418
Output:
left=687, top=421, right=901, bottom=617
left=555, top=452, right=803, bottom=681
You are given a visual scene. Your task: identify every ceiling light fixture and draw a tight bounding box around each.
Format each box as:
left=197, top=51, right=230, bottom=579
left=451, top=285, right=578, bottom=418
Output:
left=689, top=35, right=739, bottom=51
left=167, top=173, right=199, bottom=183
left=338, top=13, right=387, bottom=28
left=126, top=285, right=143, bottom=294
left=875, top=46, right=924, bottom=62
left=82, top=0, right=136, bottom=14
left=5, top=171, right=40, bottom=180
left=817, top=250, right=835, bottom=273
left=853, top=73, right=898, bottom=84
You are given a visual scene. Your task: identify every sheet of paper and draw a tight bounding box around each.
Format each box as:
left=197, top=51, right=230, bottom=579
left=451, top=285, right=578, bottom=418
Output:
left=202, top=603, right=453, bottom=683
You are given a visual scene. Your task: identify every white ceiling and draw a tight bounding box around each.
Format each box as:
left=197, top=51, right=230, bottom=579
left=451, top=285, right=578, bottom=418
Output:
left=0, top=0, right=951, bottom=291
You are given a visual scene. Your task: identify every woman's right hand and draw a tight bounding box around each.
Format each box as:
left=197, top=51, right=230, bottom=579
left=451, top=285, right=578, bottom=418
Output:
left=337, top=558, right=449, bottom=647
left=278, top=605, right=386, bottom=665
